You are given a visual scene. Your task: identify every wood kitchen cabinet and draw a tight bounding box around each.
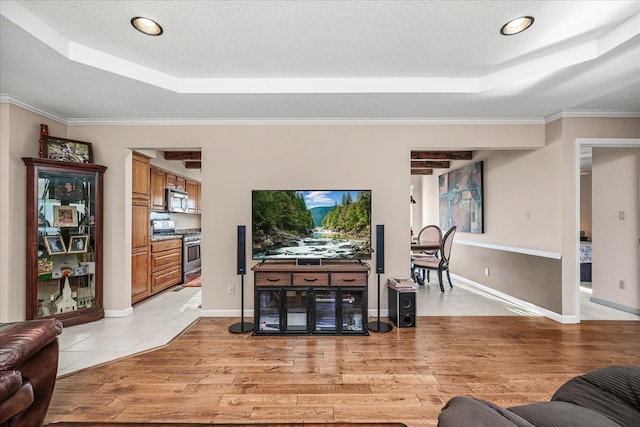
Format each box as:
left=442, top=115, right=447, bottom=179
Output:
left=186, top=180, right=198, bottom=213
left=131, top=153, right=151, bottom=304
left=150, top=238, right=182, bottom=294
left=150, top=166, right=166, bottom=211
left=165, top=172, right=177, bottom=188
left=23, top=157, right=107, bottom=326
left=197, top=182, right=202, bottom=213
left=176, top=176, right=186, bottom=191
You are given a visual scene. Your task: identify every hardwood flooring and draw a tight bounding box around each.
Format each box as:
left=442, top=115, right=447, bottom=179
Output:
left=47, top=317, right=640, bottom=427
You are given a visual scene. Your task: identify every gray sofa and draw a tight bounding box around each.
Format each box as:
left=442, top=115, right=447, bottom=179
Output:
left=438, top=366, right=640, bottom=427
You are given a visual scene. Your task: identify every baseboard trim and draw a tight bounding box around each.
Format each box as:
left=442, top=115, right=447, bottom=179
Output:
left=590, top=296, right=640, bottom=316
left=104, top=307, right=134, bottom=318
left=452, top=274, right=578, bottom=324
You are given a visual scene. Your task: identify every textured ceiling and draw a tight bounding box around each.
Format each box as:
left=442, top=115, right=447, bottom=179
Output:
left=1, top=0, right=639, bottom=123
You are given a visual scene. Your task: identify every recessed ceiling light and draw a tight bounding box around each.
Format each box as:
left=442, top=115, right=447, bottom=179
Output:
left=500, top=16, right=534, bottom=35
left=131, top=16, right=163, bottom=36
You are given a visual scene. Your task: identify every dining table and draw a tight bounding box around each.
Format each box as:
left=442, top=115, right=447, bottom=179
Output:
left=411, top=241, right=441, bottom=252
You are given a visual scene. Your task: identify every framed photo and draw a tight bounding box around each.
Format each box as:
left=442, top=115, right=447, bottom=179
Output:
left=52, top=206, right=78, bottom=227
left=42, top=135, right=93, bottom=163
left=44, top=235, right=67, bottom=255
left=68, top=235, right=89, bottom=254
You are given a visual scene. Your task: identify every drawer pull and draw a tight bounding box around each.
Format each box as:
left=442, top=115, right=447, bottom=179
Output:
left=304, top=278, right=318, bottom=282
left=267, top=278, right=281, bottom=282
left=342, top=278, right=356, bottom=282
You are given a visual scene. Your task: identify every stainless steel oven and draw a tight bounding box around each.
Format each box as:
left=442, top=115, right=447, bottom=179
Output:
left=183, top=233, right=201, bottom=282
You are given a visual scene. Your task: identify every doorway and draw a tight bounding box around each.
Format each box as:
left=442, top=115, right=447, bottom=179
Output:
left=575, top=138, right=640, bottom=321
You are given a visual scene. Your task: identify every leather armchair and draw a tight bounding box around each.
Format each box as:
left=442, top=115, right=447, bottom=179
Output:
left=0, top=319, right=63, bottom=427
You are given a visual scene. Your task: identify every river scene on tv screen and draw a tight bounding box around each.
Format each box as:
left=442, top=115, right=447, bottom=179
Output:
left=252, top=190, right=372, bottom=260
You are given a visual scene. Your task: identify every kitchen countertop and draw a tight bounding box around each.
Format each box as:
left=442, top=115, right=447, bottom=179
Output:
left=150, top=234, right=183, bottom=241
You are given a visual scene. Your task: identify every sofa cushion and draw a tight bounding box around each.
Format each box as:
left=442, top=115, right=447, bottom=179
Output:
left=551, top=366, right=640, bottom=426
left=0, top=319, right=63, bottom=370
left=438, top=396, right=535, bottom=427
left=0, top=373, right=34, bottom=424
left=0, top=370, right=23, bottom=401
left=509, top=401, right=622, bottom=427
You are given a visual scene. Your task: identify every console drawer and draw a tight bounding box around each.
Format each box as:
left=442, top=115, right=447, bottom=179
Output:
left=255, top=272, right=291, bottom=286
left=331, top=272, right=367, bottom=286
left=293, top=272, right=329, bottom=286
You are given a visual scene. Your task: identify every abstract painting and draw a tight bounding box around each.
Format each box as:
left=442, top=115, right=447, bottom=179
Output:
left=439, top=161, right=484, bottom=233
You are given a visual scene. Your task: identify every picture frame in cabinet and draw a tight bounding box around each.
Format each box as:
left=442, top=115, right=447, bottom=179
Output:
left=52, top=206, right=78, bottom=227
left=41, top=135, right=93, bottom=163
left=68, top=235, right=89, bottom=254
left=44, top=235, right=67, bottom=255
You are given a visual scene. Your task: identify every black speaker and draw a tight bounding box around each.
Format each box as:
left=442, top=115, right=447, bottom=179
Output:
left=237, top=225, right=246, bottom=275
left=375, top=224, right=384, bottom=274
left=388, top=287, right=416, bottom=328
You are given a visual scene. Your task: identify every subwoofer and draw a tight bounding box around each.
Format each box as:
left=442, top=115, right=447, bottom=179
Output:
left=388, top=287, right=416, bottom=328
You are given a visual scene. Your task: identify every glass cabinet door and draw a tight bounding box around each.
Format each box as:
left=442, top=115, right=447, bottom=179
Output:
left=341, top=290, right=365, bottom=332
left=257, top=289, right=282, bottom=332
left=24, top=158, right=106, bottom=326
left=36, top=170, right=97, bottom=317
left=314, top=289, right=337, bottom=332
left=285, top=289, right=308, bottom=332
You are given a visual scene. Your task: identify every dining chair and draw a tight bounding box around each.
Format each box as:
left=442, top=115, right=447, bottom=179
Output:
left=410, top=224, right=442, bottom=283
left=412, top=226, right=457, bottom=292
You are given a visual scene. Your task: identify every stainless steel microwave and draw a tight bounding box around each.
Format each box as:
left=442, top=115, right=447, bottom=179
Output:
left=166, top=188, right=188, bottom=213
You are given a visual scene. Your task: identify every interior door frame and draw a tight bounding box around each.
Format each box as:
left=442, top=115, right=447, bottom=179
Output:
left=574, top=138, right=640, bottom=321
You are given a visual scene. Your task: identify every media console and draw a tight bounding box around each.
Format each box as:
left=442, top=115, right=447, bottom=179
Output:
left=252, top=262, right=370, bottom=336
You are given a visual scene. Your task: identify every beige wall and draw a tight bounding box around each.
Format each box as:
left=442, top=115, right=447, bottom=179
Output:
left=580, top=173, right=592, bottom=239
left=1, top=103, right=546, bottom=322
left=592, top=147, right=639, bottom=311
left=560, top=118, right=640, bottom=316
left=2, top=102, right=638, bottom=323
left=411, top=117, right=640, bottom=320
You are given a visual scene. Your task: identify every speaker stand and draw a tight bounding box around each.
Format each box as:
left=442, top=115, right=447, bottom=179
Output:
left=229, top=274, right=254, bottom=333
left=368, top=273, right=393, bottom=333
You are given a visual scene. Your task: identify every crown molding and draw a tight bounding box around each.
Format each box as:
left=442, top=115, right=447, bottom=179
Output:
left=65, top=117, right=546, bottom=126
left=545, top=109, right=640, bottom=124
left=3, top=95, right=637, bottom=127
left=0, top=94, right=67, bottom=124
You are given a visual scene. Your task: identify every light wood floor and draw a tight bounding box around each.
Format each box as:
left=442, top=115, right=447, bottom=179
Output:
left=47, top=316, right=640, bottom=427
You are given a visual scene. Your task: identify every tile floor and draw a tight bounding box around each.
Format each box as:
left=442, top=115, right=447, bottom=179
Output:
left=57, top=278, right=638, bottom=376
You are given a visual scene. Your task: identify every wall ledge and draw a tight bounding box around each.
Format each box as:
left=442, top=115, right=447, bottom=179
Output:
left=454, top=239, right=562, bottom=259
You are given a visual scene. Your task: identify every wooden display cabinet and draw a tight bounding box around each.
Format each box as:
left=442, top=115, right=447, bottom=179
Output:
left=23, top=157, right=107, bottom=326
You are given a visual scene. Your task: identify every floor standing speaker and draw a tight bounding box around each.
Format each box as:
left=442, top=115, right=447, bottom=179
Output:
left=236, top=225, right=246, bottom=275
left=230, top=225, right=253, bottom=334
left=369, top=224, right=392, bottom=333
left=388, top=286, right=416, bottom=328
left=375, top=224, right=384, bottom=274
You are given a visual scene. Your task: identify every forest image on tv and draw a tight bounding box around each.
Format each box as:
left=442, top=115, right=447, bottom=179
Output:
left=252, top=190, right=372, bottom=260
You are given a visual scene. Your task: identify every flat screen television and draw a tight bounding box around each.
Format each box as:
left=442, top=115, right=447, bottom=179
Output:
left=252, top=190, right=372, bottom=261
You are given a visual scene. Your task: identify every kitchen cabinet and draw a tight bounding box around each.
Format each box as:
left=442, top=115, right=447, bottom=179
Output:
left=150, top=166, right=166, bottom=211
left=150, top=238, right=182, bottom=294
left=131, top=153, right=151, bottom=304
left=23, top=157, right=106, bottom=326
left=186, top=180, right=198, bottom=213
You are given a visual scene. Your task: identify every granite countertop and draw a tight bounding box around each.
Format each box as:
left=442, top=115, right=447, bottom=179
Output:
left=150, top=234, right=183, bottom=241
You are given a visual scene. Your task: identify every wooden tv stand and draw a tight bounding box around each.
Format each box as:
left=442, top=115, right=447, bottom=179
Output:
left=252, top=261, right=370, bottom=335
